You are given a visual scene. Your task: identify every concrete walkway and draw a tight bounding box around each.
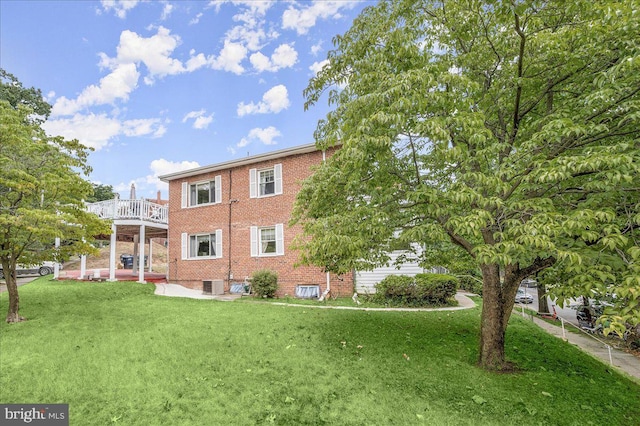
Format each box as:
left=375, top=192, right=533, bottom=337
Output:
left=154, top=284, right=476, bottom=311
left=523, top=313, right=640, bottom=382
left=154, top=283, right=242, bottom=301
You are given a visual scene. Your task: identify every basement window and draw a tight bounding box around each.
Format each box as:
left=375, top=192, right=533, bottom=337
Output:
left=295, top=285, right=320, bottom=299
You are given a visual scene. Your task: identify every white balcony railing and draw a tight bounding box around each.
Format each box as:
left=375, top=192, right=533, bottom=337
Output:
left=87, top=199, right=168, bottom=225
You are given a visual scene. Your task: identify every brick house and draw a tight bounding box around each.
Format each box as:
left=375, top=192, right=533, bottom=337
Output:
left=159, top=143, right=354, bottom=298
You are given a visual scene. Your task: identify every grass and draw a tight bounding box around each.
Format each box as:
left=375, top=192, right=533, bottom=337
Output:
left=1, top=279, right=639, bottom=425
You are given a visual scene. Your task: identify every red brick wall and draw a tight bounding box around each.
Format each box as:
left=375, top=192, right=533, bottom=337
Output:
left=166, top=147, right=354, bottom=297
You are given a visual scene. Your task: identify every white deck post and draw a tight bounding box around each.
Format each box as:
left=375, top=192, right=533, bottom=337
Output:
left=53, top=237, right=60, bottom=279
left=148, top=238, right=153, bottom=273
left=132, top=234, right=138, bottom=275
left=138, top=225, right=146, bottom=283
left=80, top=255, right=87, bottom=280
left=108, top=224, right=117, bottom=281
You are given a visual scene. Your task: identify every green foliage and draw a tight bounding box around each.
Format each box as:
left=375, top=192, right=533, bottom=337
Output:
left=457, top=275, right=483, bottom=296
left=0, top=71, right=111, bottom=321
left=86, top=183, right=117, bottom=203
left=293, top=0, right=640, bottom=365
left=251, top=269, right=278, bottom=298
left=374, top=274, right=458, bottom=306
left=0, top=69, right=51, bottom=120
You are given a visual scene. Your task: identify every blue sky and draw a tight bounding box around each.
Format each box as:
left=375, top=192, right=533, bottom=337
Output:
left=1, top=0, right=370, bottom=198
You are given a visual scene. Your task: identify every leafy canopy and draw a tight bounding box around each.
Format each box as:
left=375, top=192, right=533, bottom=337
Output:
left=293, top=0, right=640, bottom=331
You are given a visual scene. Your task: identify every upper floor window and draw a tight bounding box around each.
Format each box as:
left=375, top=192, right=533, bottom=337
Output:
left=181, top=175, right=221, bottom=208
left=259, top=169, right=275, bottom=196
left=250, top=164, right=282, bottom=198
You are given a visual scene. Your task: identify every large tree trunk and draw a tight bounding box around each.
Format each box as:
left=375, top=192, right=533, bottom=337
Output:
left=537, top=281, right=550, bottom=314
left=478, top=264, right=518, bottom=370
left=4, top=268, right=24, bottom=323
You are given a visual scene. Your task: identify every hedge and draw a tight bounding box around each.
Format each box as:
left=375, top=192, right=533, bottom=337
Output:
left=373, top=273, right=458, bottom=306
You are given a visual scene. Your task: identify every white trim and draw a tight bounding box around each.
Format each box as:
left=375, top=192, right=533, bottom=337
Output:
left=249, top=169, right=257, bottom=198
left=250, top=226, right=258, bottom=257
left=181, top=182, right=188, bottom=208
left=181, top=233, right=188, bottom=260
left=274, top=163, right=282, bottom=195
left=276, top=223, right=284, bottom=255
left=160, top=143, right=322, bottom=182
left=215, top=229, right=223, bottom=259
left=215, top=175, right=222, bottom=204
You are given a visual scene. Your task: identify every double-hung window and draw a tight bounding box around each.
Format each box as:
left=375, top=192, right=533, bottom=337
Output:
left=249, top=164, right=282, bottom=198
left=181, top=230, right=222, bottom=259
left=250, top=224, right=284, bottom=257
left=181, top=176, right=221, bottom=208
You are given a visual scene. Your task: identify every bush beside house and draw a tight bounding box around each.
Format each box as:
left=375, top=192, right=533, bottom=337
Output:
left=251, top=270, right=278, bottom=298
left=373, top=274, right=458, bottom=306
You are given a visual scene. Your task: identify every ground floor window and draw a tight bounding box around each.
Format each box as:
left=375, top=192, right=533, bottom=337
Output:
left=181, top=230, right=222, bottom=259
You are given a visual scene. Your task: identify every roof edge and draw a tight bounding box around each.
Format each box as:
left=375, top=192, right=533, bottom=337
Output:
left=159, top=142, right=321, bottom=182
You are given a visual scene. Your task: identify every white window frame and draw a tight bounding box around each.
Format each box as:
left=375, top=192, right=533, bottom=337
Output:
left=181, top=230, right=222, bottom=260
left=249, top=164, right=282, bottom=198
left=181, top=176, right=222, bottom=208
left=250, top=224, right=284, bottom=257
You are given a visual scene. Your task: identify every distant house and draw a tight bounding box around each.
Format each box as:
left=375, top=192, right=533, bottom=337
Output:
left=159, top=143, right=354, bottom=298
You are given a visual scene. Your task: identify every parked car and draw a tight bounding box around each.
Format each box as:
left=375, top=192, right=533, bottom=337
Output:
left=515, top=288, right=534, bottom=304
left=0, top=261, right=61, bottom=279
left=521, top=278, right=538, bottom=288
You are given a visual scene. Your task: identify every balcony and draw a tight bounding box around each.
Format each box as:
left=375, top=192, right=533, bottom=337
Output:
left=86, top=199, right=168, bottom=225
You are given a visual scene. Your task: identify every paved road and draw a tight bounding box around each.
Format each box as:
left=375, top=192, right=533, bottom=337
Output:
left=0, top=276, right=40, bottom=293
left=515, top=287, right=580, bottom=325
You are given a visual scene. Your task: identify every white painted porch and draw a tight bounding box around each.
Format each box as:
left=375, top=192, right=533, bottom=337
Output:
left=82, top=199, right=169, bottom=283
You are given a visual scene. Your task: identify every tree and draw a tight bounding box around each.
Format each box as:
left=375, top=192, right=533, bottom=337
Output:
left=0, top=69, right=51, bottom=120
left=293, top=0, right=640, bottom=370
left=1, top=86, right=110, bottom=322
left=86, top=183, right=117, bottom=203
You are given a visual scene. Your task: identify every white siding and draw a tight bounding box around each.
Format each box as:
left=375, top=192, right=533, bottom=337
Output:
left=355, top=249, right=425, bottom=294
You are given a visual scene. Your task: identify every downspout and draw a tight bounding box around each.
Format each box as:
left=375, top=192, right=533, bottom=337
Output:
left=227, top=169, right=238, bottom=284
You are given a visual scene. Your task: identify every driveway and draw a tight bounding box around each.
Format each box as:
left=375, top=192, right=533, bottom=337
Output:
left=0, top=276, right=40, bottom=293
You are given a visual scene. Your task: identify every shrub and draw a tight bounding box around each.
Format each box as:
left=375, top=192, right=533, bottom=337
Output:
left=251, top=270, right=278, bottom=298
left=457, top=275, right=483, bottom=296
left=373, top=273, right=458, bottom=307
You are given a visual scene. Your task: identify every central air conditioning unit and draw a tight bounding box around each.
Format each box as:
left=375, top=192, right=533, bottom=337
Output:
left=203, top=279, right=224, bottom=295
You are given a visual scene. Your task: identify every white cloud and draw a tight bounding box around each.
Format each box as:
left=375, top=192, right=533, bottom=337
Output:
left=250, top=43, right=298, bottom=73
left=309, top=59, right=330, bottom=76
left=52, top=63, right=139, bottom=116
left=44, top=113, right=122, bottom=151
left=43, top=113, right=166, bottom=151
left=282, top=1, right=357, bottom=35
left=115, top=27, right=187, bottom=81
left=99, top=0, right=140, bottom=19
left=182, top=110, right=214, bottom=129
left=210, top=40, right=248, bottom=74
left=141, top=158, right=201, bottom=193
left=237, top=84, right=290, bottom=116
left=189, top=12, right=203, bottom=25
left=237, top=126, right=281, bottom=148
left=310, top=41, right=323, bottom=56
left=122, top=118, right=167, bottom=137
left=160, top=3, right=173, bottom=20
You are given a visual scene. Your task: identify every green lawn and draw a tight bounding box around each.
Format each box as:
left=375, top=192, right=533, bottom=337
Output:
left=1, top=279, right=639, bottom=425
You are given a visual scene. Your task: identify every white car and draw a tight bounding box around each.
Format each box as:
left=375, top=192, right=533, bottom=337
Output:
left=515, top=288, right=534, bottom=304
left=0, top=261, right=61, bottom=278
